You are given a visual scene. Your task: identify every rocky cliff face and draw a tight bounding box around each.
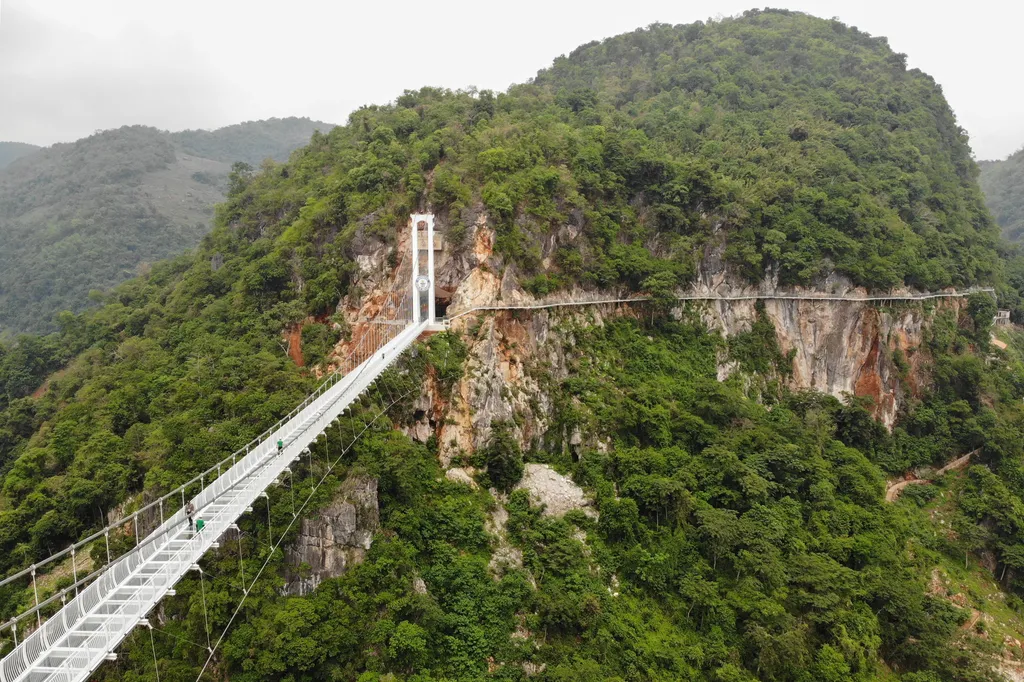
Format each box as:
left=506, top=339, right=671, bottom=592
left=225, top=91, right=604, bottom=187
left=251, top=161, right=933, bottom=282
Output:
left=283, top=474, right=379, bottom=595
left=702, top=295, right=947, bottom=428
left=339, top=211, right=958, bottom=459
left=693, top=238, right=953, bottom=428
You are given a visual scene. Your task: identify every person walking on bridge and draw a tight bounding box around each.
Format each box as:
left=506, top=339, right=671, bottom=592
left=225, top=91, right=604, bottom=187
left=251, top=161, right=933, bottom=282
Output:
left=186, top=501, right=196, bottom=533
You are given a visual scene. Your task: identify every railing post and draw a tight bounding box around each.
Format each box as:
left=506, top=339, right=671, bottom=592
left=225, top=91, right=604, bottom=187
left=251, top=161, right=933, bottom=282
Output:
left=31, top=566, right=41, bottom=628
left=19, top=623, right=28, bottom=667
left=71, top=547, right=79, bottom=596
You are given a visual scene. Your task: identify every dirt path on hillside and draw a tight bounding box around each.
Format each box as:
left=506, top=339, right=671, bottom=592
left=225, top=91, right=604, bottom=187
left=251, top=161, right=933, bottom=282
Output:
left=885, top=448, right=982, bottom=502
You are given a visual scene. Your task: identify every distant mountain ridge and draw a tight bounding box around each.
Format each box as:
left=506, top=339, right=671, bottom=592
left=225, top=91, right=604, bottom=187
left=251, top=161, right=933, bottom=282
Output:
left=979, top=148, right=1024, bottom=241
left=170, top=117, right=336, bottom=165
left=0, top=142, right=40, bottom=170
left=0, top=118, right=335, bottom=335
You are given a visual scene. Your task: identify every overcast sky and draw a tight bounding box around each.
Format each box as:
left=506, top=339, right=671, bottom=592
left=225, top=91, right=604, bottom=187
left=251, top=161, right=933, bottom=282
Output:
left=1, top=0, right=1022, bottom=160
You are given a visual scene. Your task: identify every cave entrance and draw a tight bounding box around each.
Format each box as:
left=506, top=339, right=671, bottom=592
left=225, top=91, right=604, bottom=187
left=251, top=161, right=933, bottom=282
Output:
left=435, top=287, right=454, bottom=320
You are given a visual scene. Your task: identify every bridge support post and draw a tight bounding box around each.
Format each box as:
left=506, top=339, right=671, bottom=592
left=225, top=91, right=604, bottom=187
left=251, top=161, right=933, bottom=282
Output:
left=411, top=213, right=436, bottom=325
left=427, top=215, right=436, bottom=324
left=411, top=218, right=420, bottom=324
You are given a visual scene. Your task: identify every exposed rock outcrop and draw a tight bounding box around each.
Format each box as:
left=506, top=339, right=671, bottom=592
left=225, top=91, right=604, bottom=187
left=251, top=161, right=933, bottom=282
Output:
left=514, top=464, right=596, bottom=518
left=283, top=475, right=379, bottom=595
left=337, top=211, right=973, bottom=462
left=692, top=240, right=951, bottom=428
left=701, top=296, right=945, bottom=428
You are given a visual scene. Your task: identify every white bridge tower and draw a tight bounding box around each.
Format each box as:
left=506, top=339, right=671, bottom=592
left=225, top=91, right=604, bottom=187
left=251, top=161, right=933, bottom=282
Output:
left=410, top=213, right=438, bottom=326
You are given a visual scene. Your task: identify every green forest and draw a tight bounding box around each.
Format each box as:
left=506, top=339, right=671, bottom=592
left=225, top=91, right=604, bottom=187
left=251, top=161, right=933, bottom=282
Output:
left=0, top=119, right=334, bottom=337
left=2, top=8, right=1024, bottom=681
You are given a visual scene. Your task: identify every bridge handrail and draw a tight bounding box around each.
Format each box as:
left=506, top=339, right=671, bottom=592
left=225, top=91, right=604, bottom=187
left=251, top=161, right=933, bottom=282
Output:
left=445, top=286, right=998, bottom=322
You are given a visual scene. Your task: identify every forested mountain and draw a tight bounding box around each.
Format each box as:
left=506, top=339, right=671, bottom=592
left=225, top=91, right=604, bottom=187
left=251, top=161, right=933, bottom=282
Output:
left=0, top=118, right=335, bottom=336
left=0, top=142, right=39, bottom=170
left=171, top=117, right=336, bottom=165
left=980, top=148, right=1024, bottom=240
left=2, top=10, right=1024, bottom=682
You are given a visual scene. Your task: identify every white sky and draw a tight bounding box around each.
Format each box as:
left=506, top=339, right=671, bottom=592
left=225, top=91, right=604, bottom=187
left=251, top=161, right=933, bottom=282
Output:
left=1, top=0, right=1022, bottom=160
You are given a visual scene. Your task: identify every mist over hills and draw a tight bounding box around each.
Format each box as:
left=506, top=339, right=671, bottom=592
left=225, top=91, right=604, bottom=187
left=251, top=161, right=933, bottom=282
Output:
left=0, top=117, right=334, bottom=335
left=0, top=142, right=40, bottom=170
left=979, top=148, right=1024, bottom=241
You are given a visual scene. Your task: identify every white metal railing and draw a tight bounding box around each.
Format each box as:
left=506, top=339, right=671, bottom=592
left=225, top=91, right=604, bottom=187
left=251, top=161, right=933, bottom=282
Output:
left=445, top=286, right=998, bottom=322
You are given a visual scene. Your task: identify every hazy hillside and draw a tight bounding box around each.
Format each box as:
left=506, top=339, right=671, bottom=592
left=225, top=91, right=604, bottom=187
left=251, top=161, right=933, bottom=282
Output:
left=0, top=118, right=334, bottom=335
left=1, top=11, right=1021, bottom=682
left=0, top=142, right=39, bottom=170
left=171, top=116, right=336, bottom=165
left=979, top=148, right=1024, bottom=240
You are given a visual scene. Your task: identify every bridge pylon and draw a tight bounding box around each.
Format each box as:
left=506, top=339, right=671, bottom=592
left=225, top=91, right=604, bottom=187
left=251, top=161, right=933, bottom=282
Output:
left=410, top=213, right=439, bottom=327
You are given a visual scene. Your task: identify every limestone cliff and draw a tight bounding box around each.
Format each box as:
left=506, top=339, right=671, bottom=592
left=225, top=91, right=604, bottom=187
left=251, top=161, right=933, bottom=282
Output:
left=375, top=213, right=962, bottom=455
left=323, top=208, right=973, bottom=467
left=693, top=237, right=954, bottom=428
left=283, top=474, right=379, bottom=595
left=702, top=296, right=947, bottom=428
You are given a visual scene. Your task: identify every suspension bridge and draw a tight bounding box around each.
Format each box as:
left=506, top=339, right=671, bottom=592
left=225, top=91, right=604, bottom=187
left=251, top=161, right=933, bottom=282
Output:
left=0, top=216, right=442, bottom=682
left=0, top=209, right=1001, bottom=681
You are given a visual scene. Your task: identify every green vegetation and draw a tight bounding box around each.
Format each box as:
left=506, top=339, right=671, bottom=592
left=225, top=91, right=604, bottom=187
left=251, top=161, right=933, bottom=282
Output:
left=0, top=142, right=39, bottom=170
left=526, top=12, right=1000, bottom=292
left=979, top=150, right=1024, bottom=321
left=171, top=117, right=336, bottom=165
left=979, top=149, right=1024, bottom=241
left=0, top=8, right=1020, bottom=681
left=0, top=119, right=334, bottom=335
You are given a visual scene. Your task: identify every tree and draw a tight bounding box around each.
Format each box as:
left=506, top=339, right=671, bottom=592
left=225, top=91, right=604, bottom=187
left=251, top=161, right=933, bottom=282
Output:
left=697, top=506, right=739, bottom=570
left=953, top=516, right=992, bottom=569
left=388, top=620, right=428, bottom=673
left=967, top=292, right=997, bottom=347
left=480, top=421, right=524, bottom=492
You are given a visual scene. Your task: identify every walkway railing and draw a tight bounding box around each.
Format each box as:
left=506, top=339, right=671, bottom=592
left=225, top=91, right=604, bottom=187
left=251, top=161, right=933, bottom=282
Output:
left=445, top=286, right=998, bottom=322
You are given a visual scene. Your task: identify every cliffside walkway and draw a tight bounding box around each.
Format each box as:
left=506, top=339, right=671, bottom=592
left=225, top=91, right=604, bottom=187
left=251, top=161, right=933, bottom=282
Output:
left=0, top=252, right=430, bottom=682
left=885, top=448, right=982, bottom=502
left=446, top=286, right=996, bottom=322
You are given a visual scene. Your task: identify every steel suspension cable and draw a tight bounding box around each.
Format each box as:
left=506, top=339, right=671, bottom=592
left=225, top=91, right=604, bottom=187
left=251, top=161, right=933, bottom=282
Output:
left=198, top=568, right=211, bottom=652
left=149, top=624, right=161, bottom=682
left=191, top=388, right=413, bottom=682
